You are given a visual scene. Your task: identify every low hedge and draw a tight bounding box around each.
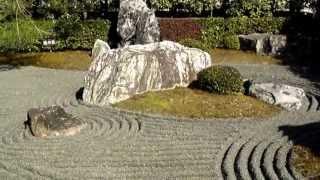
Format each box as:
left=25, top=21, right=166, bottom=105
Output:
left=201, top=16, right=286, bottom=48
left=0, top=19, right=110, bottom=53
left=159, top=17, right=286, bottom=49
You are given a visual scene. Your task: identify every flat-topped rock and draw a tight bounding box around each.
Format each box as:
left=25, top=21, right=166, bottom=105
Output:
left=248, top=83, right=306, bottom=111
left=26, top=106, right=85, bottom=137
left=83, top=39, right=212, bottom=105
left=239, top=33, right=287, bottom=56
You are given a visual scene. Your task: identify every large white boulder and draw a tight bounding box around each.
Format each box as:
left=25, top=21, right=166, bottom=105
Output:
left=117, top=0, right=160, bottom=47
left=249, top=83, right=306, bottom=111
left=83, top=39, right=212, bottom=105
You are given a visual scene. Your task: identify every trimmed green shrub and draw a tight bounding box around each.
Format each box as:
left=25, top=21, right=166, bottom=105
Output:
left=201, top=17, right=225, bottom=48
left=55, top=18, right=110, bottom=50
left=223, top=35, right=240, bottom=50
left=197, top=65, right=243, bottom=94
left=179, top=38, right=211, bottom=53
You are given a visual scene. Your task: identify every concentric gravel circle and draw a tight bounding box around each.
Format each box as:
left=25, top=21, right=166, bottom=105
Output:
left=0, top=65, right=319, bottom=179
left=218, top=134, right=298, bottom=180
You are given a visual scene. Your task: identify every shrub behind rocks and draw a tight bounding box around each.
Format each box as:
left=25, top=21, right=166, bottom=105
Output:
left=179, top=38, right=211, bottom=53
left=197, top=65, right=243, bottom=94
left=223, top=35, right=240, bottom=50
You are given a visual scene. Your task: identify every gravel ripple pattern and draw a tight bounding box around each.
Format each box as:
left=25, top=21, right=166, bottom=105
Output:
left=0, top=65, right=319, bottom=179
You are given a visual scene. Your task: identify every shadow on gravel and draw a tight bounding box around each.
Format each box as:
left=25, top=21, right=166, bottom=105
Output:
left=279, top=122, right=320, bottom=155
left=76, top=87, right=84, bottom=101
left=0, top=64, right=19, bottom=72
left=280, top=14, right=320, bottom=91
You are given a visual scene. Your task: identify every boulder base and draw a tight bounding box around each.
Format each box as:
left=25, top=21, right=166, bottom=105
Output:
left=26, top=106, right=85, bottom=137
left=249, top=83, right=306, bottom=111
left=83, top=39, right=212, bottom=105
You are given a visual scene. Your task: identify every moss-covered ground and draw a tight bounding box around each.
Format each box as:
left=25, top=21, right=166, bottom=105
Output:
left=114, top=88, right=280, bottom=119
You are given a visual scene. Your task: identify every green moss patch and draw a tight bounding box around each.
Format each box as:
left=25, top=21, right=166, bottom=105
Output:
left=114, top=88, right=280, bottom=119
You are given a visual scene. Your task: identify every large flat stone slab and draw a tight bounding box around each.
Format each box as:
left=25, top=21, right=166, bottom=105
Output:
left=26, top=106, right=85, bottom=137
left=239, top=33, right=287, bottom=56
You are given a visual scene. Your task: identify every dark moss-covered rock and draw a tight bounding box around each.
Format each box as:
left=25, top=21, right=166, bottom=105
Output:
left=26, top=106, right=85, bottom=138
left=197, top=65, right=243, bottom=94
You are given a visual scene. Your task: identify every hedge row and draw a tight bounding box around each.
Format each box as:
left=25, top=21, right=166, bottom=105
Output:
left=0, top=19, right=110, bottom=53
left=160, top=16, right=286, bottom=49
left=0, top=16, right=285, bottom=53
left=201, top=16, right=286, bottom=48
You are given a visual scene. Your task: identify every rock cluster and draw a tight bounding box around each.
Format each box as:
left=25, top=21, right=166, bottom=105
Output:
left=248, top=83, right=306, bottom=111
left=83, top=39, right=212, bottom=105
left=239, top=33, right=287, bottom=56
left=117, top=0, right=160, bottom=47
left=26, top=106, right=85, bottom=137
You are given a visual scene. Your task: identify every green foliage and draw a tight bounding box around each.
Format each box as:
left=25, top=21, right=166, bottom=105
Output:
left=0, top=19, right=110, bottom=52
left=200, top=17, right=285, bottom=48
left=179, top=38, right=211, bottom=53
left=223, top=35, right=240, bottom=50
left=149, top=0, right=218, bottom=15
left=226, top=0, right=273, bottom=18
left=197, top=65, right=243, bottom=94
left=0, top=0, right=32, bottom=21
left=201, top=17, right=225, bottom=48
left=225, top=17, right=286, bottom=34
left=57, top=20, right=110, bottom=50
left=54, top=14, right=81, bottom=40
left=0, top=20, right=54, bottom=53
left=34, top=0, right=69, bottom=18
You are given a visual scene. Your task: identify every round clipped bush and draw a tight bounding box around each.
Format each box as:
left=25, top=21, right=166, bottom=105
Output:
left=197, top=65, right=243, bottom=94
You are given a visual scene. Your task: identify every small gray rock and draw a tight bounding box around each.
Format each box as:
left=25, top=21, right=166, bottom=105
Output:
left=249, top=83, right=306, bottom=111
left=117, top=0, right=160, bottom=47
left=26, top=106, right=85, bottom=137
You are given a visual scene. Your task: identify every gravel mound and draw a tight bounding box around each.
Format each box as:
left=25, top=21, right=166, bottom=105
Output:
left=0, top=65, right=319, bottom=179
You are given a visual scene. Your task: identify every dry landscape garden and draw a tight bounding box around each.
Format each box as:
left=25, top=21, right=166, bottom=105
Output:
left=1, top=0, right=320, bottom=179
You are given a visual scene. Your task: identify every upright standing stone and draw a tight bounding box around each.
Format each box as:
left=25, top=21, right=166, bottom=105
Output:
left=117, top=0, right=160, bottom=47
left=83, top=39, right=212, bottom=105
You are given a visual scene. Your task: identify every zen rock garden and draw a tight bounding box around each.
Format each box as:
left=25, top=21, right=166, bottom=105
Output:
left=1, top=0, right=320, bottom=179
